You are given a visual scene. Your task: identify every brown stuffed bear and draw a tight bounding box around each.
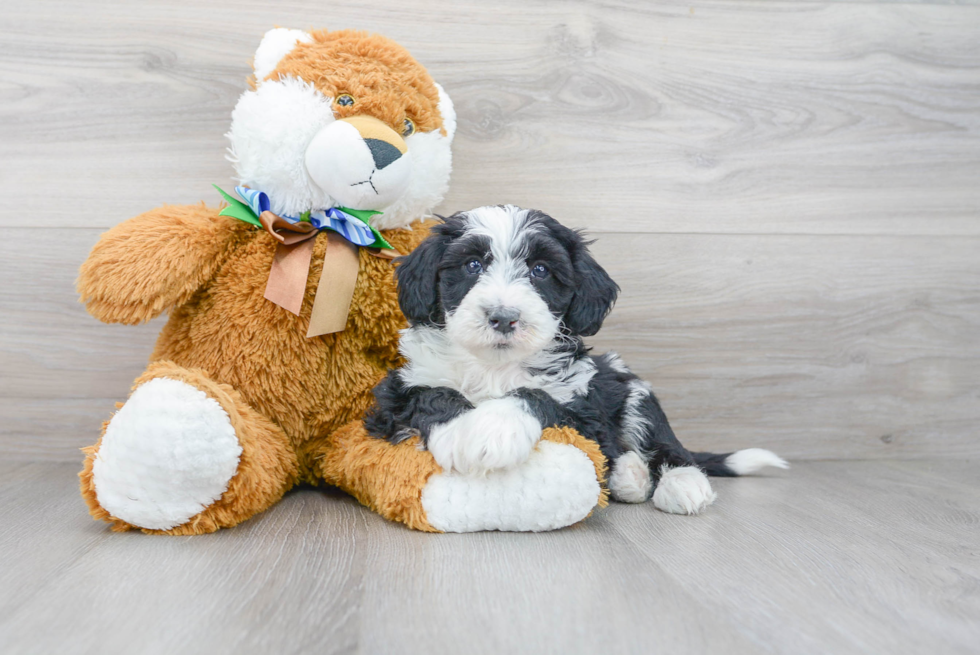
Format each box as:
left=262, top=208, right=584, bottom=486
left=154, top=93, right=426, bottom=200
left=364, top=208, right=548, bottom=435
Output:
left=76, top=28, right=606, bottom=535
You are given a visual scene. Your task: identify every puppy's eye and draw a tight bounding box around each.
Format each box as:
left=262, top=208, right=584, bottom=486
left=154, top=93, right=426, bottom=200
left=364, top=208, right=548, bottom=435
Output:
left=402, top=118, right=416, bottom=137
left=465, top=259, right=483, bottom=275
left=531, top=263, right=550, bottom=279
left=336, top=94, right=355, bottom=107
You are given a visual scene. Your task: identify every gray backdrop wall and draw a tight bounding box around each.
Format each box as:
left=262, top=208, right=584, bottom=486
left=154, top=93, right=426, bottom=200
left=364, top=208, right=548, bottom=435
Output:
left=2, top=0, right=978, bottom=462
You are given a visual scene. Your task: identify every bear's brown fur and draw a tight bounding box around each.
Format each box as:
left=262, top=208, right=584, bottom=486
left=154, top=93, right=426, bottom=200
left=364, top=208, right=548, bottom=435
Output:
left=78, top=202, right=437, bottom=533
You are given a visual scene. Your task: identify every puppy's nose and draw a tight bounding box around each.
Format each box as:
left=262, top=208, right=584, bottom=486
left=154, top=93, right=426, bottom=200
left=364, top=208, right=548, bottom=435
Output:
left=364, top=138, right=402, bottom=170
left=487, top=308, right=520, bottom=335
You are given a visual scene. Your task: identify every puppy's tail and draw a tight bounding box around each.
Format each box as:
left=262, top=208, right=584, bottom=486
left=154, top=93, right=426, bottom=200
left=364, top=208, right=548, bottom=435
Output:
left=691, top=448, right=789, bottom=477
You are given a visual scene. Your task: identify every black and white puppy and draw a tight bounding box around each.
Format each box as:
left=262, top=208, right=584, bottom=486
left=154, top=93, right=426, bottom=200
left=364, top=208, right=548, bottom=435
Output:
left=365, top=205, right=787, bottom=514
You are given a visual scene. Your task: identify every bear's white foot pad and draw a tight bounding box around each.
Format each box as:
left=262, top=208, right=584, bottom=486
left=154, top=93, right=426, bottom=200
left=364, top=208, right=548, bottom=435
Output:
left=421, top=440, right=601, bottom=532
left=652, top=465, right=717, bottom=515
left=92, top=378, right=242, bottom=530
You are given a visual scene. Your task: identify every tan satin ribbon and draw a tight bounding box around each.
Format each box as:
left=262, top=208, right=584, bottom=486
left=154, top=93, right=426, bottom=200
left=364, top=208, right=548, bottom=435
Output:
left=262, top=211, right=319, bottom=317
left=259, top=210, right=397, bottom=338
left=307, top=232, right=360, bottom=337
left=367, top=247, right=399, bottom=260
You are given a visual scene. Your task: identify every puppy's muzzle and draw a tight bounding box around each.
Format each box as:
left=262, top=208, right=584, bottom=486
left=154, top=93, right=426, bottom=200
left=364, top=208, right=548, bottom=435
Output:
left=487, top=307, right=520, bottom=335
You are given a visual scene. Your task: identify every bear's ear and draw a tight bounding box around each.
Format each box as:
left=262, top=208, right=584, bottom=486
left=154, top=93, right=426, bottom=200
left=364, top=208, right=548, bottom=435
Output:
left=434, top=83, right=456, bottom=142
left=252, top=28, right=313, bottom=84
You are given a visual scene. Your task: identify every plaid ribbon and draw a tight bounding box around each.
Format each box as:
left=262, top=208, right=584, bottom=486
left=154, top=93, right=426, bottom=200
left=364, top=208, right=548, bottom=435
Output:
left=213, top=185, right=391, bottom=250
left=235, top=187, right=378, bottom=246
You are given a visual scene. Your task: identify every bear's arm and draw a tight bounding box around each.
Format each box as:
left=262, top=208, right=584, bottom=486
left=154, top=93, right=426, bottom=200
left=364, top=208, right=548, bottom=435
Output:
left=78, top=203, right=250, bottom=325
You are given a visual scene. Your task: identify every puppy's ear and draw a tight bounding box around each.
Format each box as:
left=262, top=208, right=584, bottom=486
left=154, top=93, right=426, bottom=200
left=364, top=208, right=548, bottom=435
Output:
left=395, top=216, right=464, bottom=325
left=563, top=233, right=619, bottom=337
left=395, top=237, right=447, bottom=325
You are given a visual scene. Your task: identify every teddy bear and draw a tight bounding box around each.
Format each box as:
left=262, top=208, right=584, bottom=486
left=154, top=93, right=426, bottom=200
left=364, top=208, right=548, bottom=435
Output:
left=75, top=28, right=607, bottom=534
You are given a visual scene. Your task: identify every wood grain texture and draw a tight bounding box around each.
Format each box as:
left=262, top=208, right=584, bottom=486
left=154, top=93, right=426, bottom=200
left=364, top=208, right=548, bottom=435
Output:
left=0, top=460, right=976, bottom=654
left=3, top=229, right=977, bottom=461
left=588, top=233, right=980, bottom=459
left=1, top=1, right=978, bottom=234
left=1, top=1, right=979, bottom=462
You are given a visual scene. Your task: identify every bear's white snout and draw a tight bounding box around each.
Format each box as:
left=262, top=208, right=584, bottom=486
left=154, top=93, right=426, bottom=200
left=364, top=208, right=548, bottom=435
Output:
left=304, top=115, right=412, bottom=211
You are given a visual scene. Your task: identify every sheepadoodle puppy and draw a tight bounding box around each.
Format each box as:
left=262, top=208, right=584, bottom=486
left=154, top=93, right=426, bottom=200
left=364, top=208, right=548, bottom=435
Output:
left=365, top=205, right=787, bottom=514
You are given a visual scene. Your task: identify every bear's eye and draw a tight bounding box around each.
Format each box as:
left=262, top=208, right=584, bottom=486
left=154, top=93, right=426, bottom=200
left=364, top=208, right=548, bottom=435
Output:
left=530, top=263, right=550, bottom=279
left=402, top=118, right=416, bottom=137
left=336, top=94, right=355, bottom=107
left=465, top=258, right=483, bottom=275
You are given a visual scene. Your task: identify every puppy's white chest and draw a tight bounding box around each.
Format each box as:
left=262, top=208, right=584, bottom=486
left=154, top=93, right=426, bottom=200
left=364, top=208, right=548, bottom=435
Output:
left=398, top=326, right=595, bottom=404
left=406, top=358, right=535, bottom=403
left=456, top=365, right=535, bottom=403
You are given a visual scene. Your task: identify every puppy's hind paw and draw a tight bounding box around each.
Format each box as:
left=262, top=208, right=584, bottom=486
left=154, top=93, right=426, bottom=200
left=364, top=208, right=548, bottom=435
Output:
left=652, top=466, right=717, bottom=515
left=609, top=451, right=652, bottom=503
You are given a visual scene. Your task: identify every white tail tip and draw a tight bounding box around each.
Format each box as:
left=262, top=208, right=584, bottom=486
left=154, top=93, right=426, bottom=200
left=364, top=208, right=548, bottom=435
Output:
left=725, top=448, right=789, bottom=475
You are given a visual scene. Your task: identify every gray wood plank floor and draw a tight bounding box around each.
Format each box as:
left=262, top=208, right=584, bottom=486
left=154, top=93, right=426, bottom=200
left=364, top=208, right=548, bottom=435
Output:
left=0, top=460, right=976, bottom=655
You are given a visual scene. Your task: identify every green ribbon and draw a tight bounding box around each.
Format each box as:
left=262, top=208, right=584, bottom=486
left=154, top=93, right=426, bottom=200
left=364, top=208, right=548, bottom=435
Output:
left=213, top=184, right=392, bottom=250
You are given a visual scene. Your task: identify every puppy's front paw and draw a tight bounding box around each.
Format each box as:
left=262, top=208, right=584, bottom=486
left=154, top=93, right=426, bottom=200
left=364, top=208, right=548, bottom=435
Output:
left=652, top=466, right=717, bottom=515
left=428, top=397, right=542, bottom=475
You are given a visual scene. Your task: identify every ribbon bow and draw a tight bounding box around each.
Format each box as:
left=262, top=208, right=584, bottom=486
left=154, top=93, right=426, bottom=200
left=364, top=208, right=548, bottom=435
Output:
left=214, top=185, right=392, bottom=250
left=213, top=185, right=396, bottom=337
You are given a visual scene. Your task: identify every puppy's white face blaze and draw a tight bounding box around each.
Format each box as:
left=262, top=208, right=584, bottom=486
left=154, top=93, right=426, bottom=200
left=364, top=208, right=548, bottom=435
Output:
left=444, top=207, right=560, bottom=362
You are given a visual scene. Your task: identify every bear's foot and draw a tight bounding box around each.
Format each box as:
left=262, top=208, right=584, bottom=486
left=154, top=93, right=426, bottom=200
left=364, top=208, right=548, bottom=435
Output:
left=91, top=377, right=242, bottom=531
left=80, top=361, right=299, bottom=535
left=421, top=440, right=602, bottom=532
left=313, top=422, right=608, bottom=533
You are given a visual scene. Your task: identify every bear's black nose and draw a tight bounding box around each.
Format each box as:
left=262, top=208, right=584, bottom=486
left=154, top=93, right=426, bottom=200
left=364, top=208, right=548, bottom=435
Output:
left=364, top=138, right=402, bottom=170
left=488, top=308, right=520, bottom=335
